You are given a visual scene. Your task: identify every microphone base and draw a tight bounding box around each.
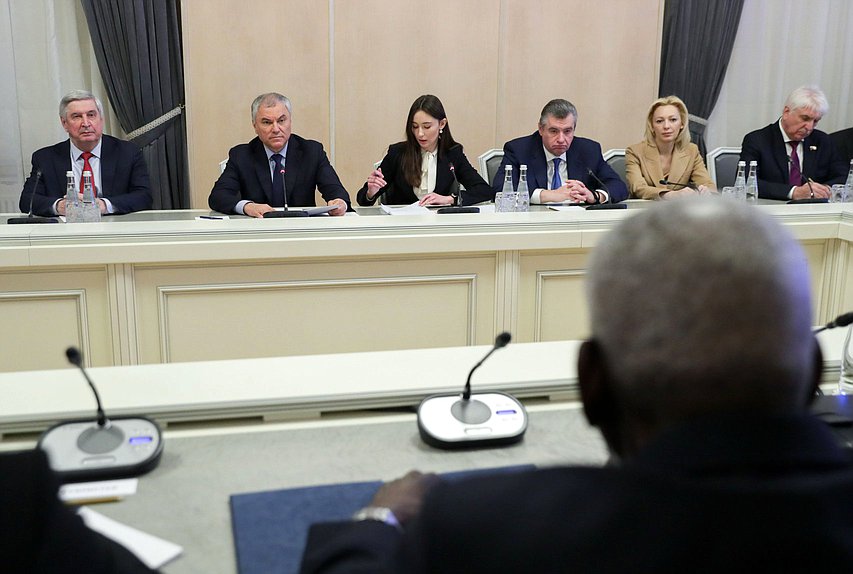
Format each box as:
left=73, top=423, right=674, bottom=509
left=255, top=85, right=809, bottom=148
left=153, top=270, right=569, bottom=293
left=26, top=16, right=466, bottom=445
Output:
left=263, top=210, right=309, bottom=218
left=38, top=416, right=164, bottom=483
left=7, top=216, right=60, bottom=224
left=436, top=206, right=480, bottom=214
left=417, top=391, right=527, bottom=450
left=585, top=203, right=626, bottom=211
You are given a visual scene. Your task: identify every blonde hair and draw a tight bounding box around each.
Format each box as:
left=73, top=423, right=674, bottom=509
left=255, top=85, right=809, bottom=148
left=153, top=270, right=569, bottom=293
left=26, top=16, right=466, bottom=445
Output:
left=644, top=95, right=691, bottom=149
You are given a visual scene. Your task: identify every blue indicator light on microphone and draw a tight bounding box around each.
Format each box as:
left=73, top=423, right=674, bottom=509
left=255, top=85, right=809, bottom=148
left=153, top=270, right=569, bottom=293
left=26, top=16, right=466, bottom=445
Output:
left=129, top=436, right=153, bottom=444
left=496, top=409, right=517, bottom=415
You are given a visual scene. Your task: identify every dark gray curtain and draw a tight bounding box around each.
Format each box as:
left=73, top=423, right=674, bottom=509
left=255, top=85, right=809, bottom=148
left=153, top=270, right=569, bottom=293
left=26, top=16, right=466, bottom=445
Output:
left=659, top=0, right=745, bottom=157
left=81, top=0, right=189, bottom=209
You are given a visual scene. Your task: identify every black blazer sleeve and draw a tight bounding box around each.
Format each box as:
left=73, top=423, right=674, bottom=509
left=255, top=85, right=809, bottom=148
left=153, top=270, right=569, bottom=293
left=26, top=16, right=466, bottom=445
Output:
left=208, top=143, right=255, bottom=214
left=101, top=138, right=153, bottom=214
left=300, top=521, right=402, bottom=574
left=446, top=145, right=493, bottom=206
left=356, top=144, right=406, bottom=206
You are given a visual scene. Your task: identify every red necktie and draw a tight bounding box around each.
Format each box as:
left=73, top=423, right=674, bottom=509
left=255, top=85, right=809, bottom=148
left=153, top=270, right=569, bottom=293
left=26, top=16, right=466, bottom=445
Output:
left=80, top=152, right=94, bottom=194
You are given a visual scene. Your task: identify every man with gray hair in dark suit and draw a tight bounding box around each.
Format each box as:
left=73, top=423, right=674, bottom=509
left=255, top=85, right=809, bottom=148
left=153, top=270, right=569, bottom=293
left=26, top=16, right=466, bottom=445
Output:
left=209, top=92, right=350, bottom=217
left=740, top=85, right=847, bottom=201
left=19, top=90, right=152, bottom=216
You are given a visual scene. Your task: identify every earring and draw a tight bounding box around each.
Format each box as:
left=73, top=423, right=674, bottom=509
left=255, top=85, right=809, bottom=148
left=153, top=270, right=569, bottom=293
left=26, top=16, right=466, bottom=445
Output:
left=439, top=128, right=443, bottom=135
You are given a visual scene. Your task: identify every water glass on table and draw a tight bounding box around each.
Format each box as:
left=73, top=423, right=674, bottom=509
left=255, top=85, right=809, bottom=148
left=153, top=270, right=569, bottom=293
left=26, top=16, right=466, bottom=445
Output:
left=721, top=186, right=745, bottom=201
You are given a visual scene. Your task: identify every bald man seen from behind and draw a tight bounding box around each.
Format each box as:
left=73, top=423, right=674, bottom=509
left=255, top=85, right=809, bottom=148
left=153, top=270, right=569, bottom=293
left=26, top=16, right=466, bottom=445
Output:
left=301, top=198, right=853, bottom=574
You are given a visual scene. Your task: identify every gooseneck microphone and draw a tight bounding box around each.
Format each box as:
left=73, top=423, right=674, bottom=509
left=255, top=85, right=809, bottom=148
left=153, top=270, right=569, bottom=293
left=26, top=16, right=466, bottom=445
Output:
left=462, top=332, right=511, bottom=400
left=586, top=168, right=609, bottom=202
left=8, top=169, right=59, bottom=224
left=659, top=178, right=696, bottom=191
left=281, top=169, right=290, bottom=211
left=263, top=167, right=308, bottom=218
left=417, top=332, right=527, bottom=449
left=813, top=311, right=853, bottom=334
left=66, top=347, right=107, bottom=427
left=37, top=347, right=164, bottom=482
left=436, top=147, right=480, bottom=213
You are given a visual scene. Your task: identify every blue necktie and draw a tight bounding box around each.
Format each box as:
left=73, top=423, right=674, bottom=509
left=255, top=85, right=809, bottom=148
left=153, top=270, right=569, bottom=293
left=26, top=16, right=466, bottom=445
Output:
left=271, top=153, right=286, bottom=206
left=551, top=158, right=562, bottom=190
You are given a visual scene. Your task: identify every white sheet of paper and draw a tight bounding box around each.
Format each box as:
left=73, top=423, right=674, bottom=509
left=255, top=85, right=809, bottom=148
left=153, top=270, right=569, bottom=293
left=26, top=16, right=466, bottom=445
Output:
left=78, top=506, right=183, bottom=569
left=380, top=202, right=432, bottom=215
left=60, top=478, right=138, bottom=503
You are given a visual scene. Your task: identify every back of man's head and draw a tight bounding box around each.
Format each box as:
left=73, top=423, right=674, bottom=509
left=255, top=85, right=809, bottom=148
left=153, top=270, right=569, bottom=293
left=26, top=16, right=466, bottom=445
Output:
left=586, top=199, right=817, bottom=429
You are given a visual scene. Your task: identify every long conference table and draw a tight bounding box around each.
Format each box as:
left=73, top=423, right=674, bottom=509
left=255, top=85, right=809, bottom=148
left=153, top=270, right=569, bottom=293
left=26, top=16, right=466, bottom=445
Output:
left=1, top=198, right=852, bottom=573
left=1, top=200, right=852, bottom=374
left=0, top=333, right=846, bottom=573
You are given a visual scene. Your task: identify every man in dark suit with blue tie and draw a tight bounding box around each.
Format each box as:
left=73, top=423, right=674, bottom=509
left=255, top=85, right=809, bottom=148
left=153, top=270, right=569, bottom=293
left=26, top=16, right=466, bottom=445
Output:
left=740, top=85, right=847, bottom=201
left=19, top=90, right=152, bottom=217
left=208, top=93, right=350, bottom=217
left=492, top=99, right=627, bottom=204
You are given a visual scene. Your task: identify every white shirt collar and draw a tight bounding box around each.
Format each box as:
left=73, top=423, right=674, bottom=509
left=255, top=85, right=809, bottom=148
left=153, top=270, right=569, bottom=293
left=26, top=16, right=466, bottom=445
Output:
left=543, top=146, right=566, bottom=162
left=265, top=142, right=289, bottom=161
left=777, top=118, right=798, bottom=144
left=70, top=139, right=103, bottom=160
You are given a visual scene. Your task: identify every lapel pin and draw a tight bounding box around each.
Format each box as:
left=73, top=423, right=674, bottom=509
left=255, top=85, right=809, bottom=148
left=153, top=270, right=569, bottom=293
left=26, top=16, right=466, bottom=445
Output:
left=809, top=146, right=817, bottom=151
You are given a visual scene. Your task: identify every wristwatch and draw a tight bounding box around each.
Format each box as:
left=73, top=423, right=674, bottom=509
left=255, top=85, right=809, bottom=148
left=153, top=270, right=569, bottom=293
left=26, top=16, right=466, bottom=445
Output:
left=352, top=506, right=401, bottom=529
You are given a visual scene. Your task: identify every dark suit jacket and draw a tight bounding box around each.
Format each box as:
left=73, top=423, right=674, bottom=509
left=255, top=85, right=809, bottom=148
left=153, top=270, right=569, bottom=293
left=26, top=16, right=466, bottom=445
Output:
left=356, top=143, right=493, bottom=206
left=301, top=414, right=853, bottom=573
left=831, top=127, right=853, bottom=164
left=0, top=449, right=157, bottom=573
left=491, top=132, right=628, bottom=203
left=740, top=122, right=847, bottom=200
left=19, top=135, right=152, bottom=216
left=208, top=135, right=350, bottom=214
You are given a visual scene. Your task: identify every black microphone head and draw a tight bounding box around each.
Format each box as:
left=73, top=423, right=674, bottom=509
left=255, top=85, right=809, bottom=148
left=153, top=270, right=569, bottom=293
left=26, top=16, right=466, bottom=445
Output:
left=495, top=332, right=511, bottom=348
left=659, top=179, right=669, bottom=185
left=66, top=346, right=82, bottom=366
left=835, top=312, right=853, bottom=328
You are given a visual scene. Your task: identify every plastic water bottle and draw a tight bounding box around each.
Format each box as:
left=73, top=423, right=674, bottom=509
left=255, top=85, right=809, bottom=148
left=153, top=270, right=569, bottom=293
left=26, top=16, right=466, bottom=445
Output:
left=745, top=161, right=758, bottom=202
left=64, top=170, right=81, bottom=222
left=497, top=165, right=513, bottom=212
left=80, top=170, right=101, bottom=222
left=516, top=165, right=530, bottom=212
left=733, top=161, right=746, bottom=201
left=845, top=159, right=853, bottom=202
